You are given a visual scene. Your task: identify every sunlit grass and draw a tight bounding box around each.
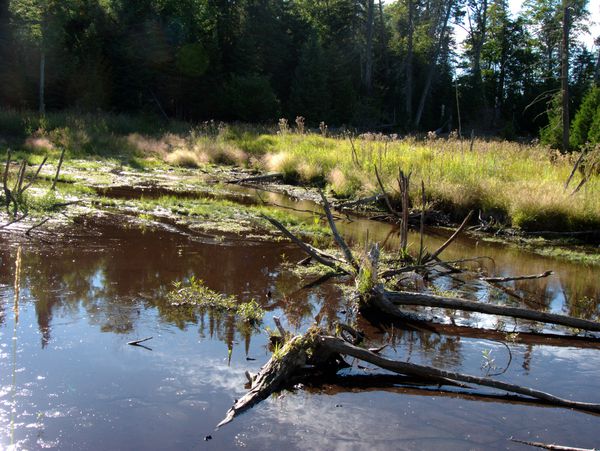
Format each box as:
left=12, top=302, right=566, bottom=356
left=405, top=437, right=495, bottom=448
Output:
left=2, top=109, right=598, bottom=232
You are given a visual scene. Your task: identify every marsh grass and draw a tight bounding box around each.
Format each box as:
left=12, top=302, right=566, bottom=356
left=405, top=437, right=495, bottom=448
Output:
left=167, top=276, right=264, bottom=324
left=2, top=109, right=598, bottom=232
left=249, top=133, right=600, bottom=232
left=129, top=195, right=330, bottom=238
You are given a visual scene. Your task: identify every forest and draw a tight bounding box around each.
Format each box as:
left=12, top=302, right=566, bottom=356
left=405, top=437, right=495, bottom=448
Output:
left=0, top=0, right=598, bottom=140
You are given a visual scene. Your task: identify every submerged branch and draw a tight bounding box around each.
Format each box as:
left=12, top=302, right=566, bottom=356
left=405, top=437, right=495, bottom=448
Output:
left=482, top=270, right=553, bottom=283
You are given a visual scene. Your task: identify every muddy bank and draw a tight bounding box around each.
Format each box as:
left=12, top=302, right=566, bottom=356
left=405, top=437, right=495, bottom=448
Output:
left=1, top=157, right=598, bottom=265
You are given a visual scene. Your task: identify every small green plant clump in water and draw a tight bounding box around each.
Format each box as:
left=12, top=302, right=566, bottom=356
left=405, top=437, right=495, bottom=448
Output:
left=167, top=276, right=265, bottom=325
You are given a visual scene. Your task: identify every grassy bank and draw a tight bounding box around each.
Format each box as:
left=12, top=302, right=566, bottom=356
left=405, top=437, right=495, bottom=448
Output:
left=2, top=109, right=599, bottom=233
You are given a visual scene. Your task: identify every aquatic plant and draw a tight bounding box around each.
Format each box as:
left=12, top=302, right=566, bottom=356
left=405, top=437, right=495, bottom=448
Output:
left=167, top=277, right=265, bottom=325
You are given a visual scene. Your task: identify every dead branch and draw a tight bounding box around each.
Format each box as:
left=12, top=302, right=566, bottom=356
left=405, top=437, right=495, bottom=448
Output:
left=272, top=316, right=288, bottom=338
left=565, top=151, right=587, bottom=190
left=374, top=166, right=400, bottom=217
left=21, top=156, right=48, bottom=192
left=510, top=438, right=596, bottom=451
left=50, top=147, right=66, bottom=190
left=128, top=337, right=153, bottom=346
left=317, top=335, right=600, bottom=413
left=418, top=180, right=426, bottom=264
left=261, top=214, right=350, bottom=273
left=301, top=271, right=347, bottom=290
left=0, top=213, right=28, bottom=229
left=219, top=331, right=600, bottom=427
left=349, top=134, right=361, bottom=168
left=423, top=210, right=474, bottom=263
left=25, top=217, right=50, bottom=236
left=319, top=190, right=358, bottom=272
left=14, top=160, right=26, bottom=195
left=382, top=288, right=600, bottom=333
left=217, top=335, right=309, bottom=428
left=482, top=270, right=553, bottom=283
left=398, top=169, right=411, bottom=250
left=571, top=176, right=589, bottom=195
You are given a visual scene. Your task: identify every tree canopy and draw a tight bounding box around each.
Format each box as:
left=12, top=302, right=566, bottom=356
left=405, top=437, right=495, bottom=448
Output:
left=0, top=0, right=597, bottom=136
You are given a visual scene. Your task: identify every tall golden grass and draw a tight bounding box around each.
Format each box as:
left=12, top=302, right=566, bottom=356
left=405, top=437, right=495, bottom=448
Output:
left=1, top=110, right=597, bottom=232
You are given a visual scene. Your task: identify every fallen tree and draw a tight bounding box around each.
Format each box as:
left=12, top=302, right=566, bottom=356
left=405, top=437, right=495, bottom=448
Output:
left=217, top=328, right=600, bottom=428
left=217, top=189, right=600, bottom=430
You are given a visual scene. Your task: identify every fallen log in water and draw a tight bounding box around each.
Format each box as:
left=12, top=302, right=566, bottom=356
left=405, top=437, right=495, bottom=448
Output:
left=380, top=288, right=600, bottom=333
left=217, top=330, right=600, bottom=428
left=217, top=335, right=311, bottom=427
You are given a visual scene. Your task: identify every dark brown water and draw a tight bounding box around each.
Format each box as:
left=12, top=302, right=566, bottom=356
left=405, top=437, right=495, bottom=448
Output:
left=1, top=189, right=600, bottom=450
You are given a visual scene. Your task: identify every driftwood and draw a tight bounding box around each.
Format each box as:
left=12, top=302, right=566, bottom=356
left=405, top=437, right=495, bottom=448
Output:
left=482, top=270, right=553, bottom=283
left=317, top=335, right=600, bottom=413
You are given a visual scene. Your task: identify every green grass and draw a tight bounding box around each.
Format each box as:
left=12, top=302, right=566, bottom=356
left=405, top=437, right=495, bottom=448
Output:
left=126, top=195, right=330, bottom=238
left=2, top=109, right=599, bottom=232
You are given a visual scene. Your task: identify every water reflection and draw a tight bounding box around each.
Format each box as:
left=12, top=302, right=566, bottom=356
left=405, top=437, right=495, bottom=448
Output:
left=0, top=222, right=337, bottom=352
left=1, top=197, right=600, bottom=449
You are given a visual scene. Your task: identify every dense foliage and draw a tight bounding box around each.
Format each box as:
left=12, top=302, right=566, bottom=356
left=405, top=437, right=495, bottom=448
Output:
left=0, top=0, right=597, bottom=135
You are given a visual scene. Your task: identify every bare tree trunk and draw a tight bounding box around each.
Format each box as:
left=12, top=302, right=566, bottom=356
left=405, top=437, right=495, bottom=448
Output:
left=405, top=0, right=414, bottom=123
left=377, top=0, right=390, bottom=83
left=364, top=0, right=375, bottom=95
left=471, top=0, right=488, bottom=92
left=39, top=50, right=45, bottom=116
left=561, top=0, right=570, bottom=152
left=414, top=0, right=453, bottom=129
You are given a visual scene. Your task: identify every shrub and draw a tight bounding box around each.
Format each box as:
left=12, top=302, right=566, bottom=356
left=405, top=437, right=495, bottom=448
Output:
left=570, top=86, right=600, bottom=149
